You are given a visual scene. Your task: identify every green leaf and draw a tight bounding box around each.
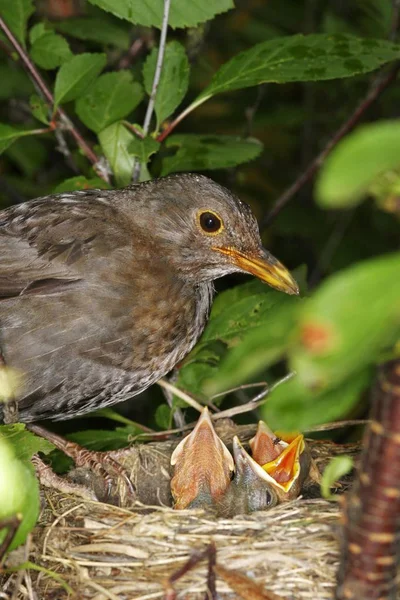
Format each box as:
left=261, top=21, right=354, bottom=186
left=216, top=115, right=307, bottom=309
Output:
left=206, top=300, right=300, bottom=395
left=177, top=276, right=301, bottom=397
left=290, top=252, right=400, bottom=391
left=161, top=134, right=263, bottom=176
left=316, top=120, right=400, bottom=209
left=30, top=29, right=72, bottom=70
left=55, top=16, right=131, bottom=49
left=263, top=368, right=371, bottom=431
left=196, top=34, right=400, bottom=104
left=321, top=455, right=354, bottom=501
left=76, top=71, right=143, bottom=133
left=143, top=41, right=190, bottom=129
left=30, top=94, right=49, bottom=125
left=155, top=404, right=172, bottom=430
left=0, top=423, right=54, bottom=461
left=0, top=124, right=43, bottom=154
left=54, top=53, right=107, bottom=107
left=53, top=176, right=111, bottom=193
left=0, top=0, right=34, bottom=47
left=0, top=65, right=33, bottom=100
left=98, top=121, right=135, bottom=186
left=86, top=0, right=233, bottom=29
left=129, top=136, right=160, bottom=164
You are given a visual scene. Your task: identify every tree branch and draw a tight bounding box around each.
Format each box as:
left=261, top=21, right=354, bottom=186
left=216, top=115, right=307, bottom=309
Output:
left=0, top=15, right=110, bottom=184
left=261, top=62, right=400, bottom=227
left=132, top=0, right=171, bottom=182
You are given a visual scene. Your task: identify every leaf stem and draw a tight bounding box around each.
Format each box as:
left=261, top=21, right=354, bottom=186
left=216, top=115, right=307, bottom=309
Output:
left=0, top=16, right=110, bottom=184
left=132, top=0, right=171, bottom=181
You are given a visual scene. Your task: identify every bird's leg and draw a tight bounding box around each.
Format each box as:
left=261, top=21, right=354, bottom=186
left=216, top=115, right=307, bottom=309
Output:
left=0, top=515, right=22, bottom=562
left=163, top=542, right=217, bottom=600
left=0, top=349, right=18, bottom=424
left=31, top=455, right=98, bottom=501
left=27, top=424, right=135, bottom=505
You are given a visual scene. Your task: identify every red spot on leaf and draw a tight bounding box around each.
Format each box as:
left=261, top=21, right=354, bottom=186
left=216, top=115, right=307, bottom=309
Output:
left=301, top=322, right=333, bottom=353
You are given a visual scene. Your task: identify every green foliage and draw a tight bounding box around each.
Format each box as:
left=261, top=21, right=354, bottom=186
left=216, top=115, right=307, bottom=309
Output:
left=0, top=0, right=34, bottom=48
left=0, top=425, right=53, bottom=551
left=196, top=34, right=400, bottom=103
left=29, top=24, right=72, bottom=69
left=143, top=41, right=190, bottom=130
left=54, top=53, right=107, bottom=107
left=99, top=121, right=136, bottom=186
left=86, top=0, right=234, bottom=29
left=321, top=455, right=354, bottom=501
left=0, top=0, right=399, bottom=477
left=162, top=135, right=263, bottom=175
left=76, top=71, right=143, bottom=133
left=316, top=120, right=400, bottom=208
left=0, top=124, right=42, bottom=154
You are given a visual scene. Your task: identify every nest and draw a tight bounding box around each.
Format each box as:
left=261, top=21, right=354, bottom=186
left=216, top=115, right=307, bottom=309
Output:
left=1, top=426, right=362, bottom=599
left=3, top=495, right=341, bottom=599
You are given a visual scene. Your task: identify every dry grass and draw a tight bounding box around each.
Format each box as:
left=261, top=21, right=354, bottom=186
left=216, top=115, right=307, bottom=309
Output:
left=2, top=493, right=342, bottom=600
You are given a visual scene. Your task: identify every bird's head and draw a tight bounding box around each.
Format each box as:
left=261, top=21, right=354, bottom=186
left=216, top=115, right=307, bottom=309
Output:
left=127, top=174, right=299, bottom=294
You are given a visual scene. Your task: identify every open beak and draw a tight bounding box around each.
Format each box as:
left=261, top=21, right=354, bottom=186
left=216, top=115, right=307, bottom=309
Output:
left=261, top=434, right=305, bottom=494
left=212, top=246, right=299, bottom=295
left=170, top=407, right=234, bottom=510
left=249, top=420, right=289, bottom=465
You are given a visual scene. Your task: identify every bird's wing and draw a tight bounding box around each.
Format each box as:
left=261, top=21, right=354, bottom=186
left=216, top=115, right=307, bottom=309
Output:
left=0, top=191, right=130, bottom=298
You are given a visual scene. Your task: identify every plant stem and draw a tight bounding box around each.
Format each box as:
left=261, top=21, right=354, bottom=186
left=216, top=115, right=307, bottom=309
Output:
left=132, top=0, right=171, bottom=182
left=0, top=16, right=110, bottom=184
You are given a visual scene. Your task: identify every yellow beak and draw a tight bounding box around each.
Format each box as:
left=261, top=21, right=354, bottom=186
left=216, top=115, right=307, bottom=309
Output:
left=212, top=247, right=299, bottom=295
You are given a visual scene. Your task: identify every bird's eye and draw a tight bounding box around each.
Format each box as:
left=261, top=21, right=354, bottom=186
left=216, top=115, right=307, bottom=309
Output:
left=265, top=491, right=273, bottom=506
left=198, top=211, right=223, bottom=235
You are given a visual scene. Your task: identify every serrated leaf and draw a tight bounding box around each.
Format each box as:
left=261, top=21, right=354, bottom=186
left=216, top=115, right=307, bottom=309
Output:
left=195, top=34, right=400, bottom=104
left=0, top=0, right=34, bottom=47
left=54, top=53, right=106, bottom=107
left=76, top=71, right=143, bottom=133
left=129, top=136, right=160, bottom=164
left=30, top=94, right=50, bottom=125
left=0, top=124, right=42, bottom=154
left=290, top=252, right=400, bottom=391
left=263, top=368, right=371, bottom=431
left=321, top=455, right=354, bottom=500
left=55, top=16, right=130, bottom=49
left=162, top=134, right=263, bottom=176
left=53, top=176, right=111, bottom=193
left=316, top=120, right=400, bottom=209
left=30, top=31, right=72, bottom=70
left=143, top=41, right=189, bottom=129
left=0, top=423, right=54, bottom=461
left=99, top=121, right=135, bottom=186
left=29, top=22, right=46, bottom=44
left=86, top=0, right=233, bottom=29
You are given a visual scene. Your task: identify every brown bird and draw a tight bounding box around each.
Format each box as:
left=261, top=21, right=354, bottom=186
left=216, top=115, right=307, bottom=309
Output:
left=0, top=174, right=298, bottom=425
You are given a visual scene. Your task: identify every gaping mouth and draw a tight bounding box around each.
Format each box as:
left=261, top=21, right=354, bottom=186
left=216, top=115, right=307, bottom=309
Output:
left=212, top=246, right=299, bottom=295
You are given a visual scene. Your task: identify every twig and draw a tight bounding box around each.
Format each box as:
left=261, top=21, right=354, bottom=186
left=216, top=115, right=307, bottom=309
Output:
left=0, top=16, right=110, bottom=184
left=132, top=0, right=171, bottom=182
left=157, top=379, right=204, bottom=413
left=261, top=62, right=400, bottom=227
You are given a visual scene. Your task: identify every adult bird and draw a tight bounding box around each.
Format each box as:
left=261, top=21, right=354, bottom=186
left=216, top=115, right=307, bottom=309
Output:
left=0, top=174, right=298, bottom=492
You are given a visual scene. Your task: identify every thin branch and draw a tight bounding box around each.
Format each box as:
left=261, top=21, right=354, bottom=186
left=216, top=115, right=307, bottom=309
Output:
left=157, top=379, right=204, bottom=413
left=0, top=16, right=110, bottom=184
left=132, top=0, right=171, bottom=182
left=261, top=62, right=400, bottom=227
